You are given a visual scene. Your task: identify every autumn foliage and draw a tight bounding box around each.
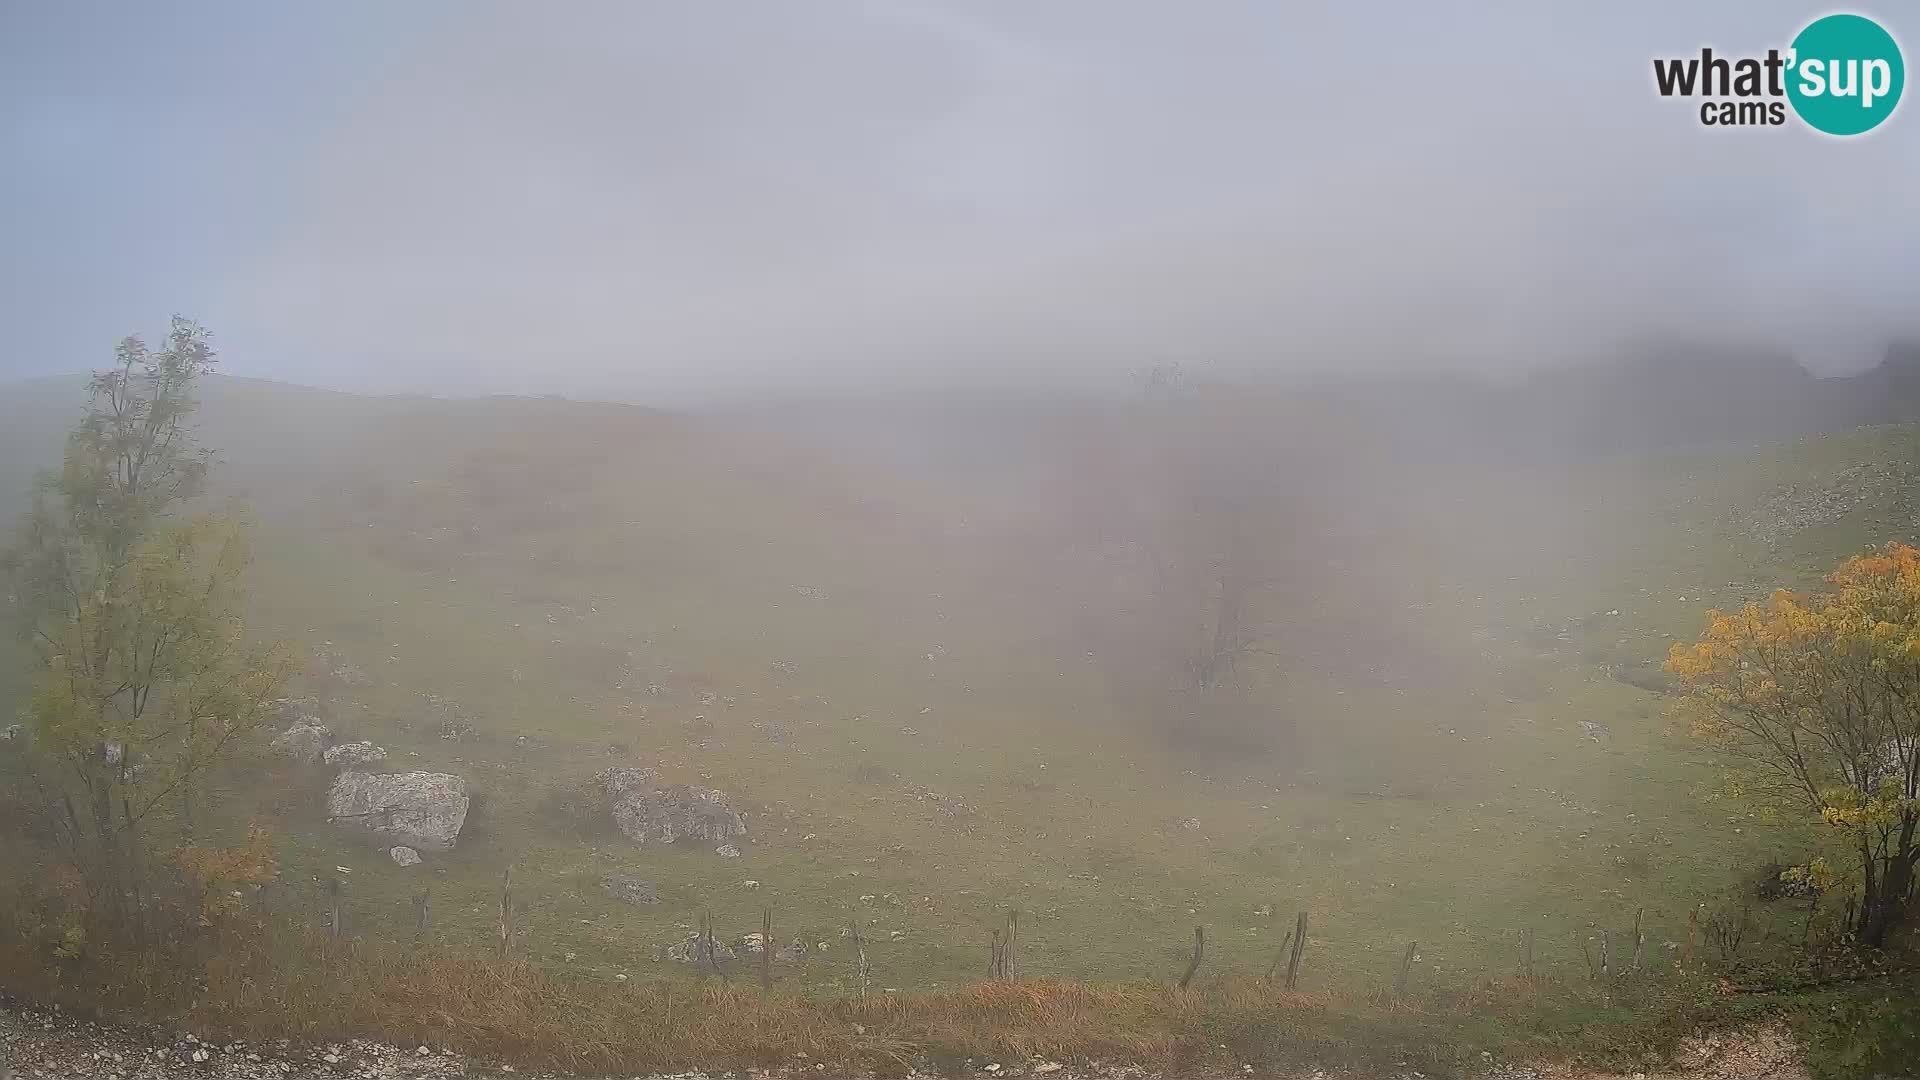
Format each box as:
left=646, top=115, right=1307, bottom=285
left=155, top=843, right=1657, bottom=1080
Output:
left=1667, top=542, right=1920, bottom=946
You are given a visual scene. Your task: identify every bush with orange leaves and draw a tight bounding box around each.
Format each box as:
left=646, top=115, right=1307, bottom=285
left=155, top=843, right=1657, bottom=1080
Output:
left=175, top=821, right=278, bottom=927
left=1667, top=542, right=1920, bottom=947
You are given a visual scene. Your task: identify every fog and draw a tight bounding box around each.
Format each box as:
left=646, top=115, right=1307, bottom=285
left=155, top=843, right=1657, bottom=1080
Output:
left=13, top=9, right=1920, bottom=1066
left=4, top=1, right=1917, bottom=403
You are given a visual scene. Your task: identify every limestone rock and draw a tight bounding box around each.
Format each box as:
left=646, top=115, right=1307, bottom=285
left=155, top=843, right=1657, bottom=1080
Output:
left=389, top=845, right=422, bottom=867
left=269, top=722, right=332, bottom=765
left=323, top=741, right=388, bottom=768
left=594, top=767, right=746, bottom=847
left=326, top=771, right=469, bottom=851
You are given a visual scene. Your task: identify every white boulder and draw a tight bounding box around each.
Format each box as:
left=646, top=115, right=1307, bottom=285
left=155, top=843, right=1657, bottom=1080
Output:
left=326, top=771, right=469, bottom=851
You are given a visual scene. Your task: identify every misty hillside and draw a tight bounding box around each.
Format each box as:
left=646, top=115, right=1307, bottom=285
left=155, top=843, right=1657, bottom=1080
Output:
left=8, top=347, right=1920, bottom=1079
left=10, top=4, right=1920, bottom=1074
left=7, top=359, right=1920, bottom=986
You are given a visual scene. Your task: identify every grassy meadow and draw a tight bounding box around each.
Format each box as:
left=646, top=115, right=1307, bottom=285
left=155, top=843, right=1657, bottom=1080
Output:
left=6, top=378, right=1920, bottom=1073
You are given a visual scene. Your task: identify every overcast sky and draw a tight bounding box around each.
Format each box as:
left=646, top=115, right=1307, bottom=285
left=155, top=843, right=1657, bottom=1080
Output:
left=2, top=2, right=1916, bottom=403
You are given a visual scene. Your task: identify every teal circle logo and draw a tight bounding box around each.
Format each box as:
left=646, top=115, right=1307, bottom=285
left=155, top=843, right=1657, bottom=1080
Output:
left=1786, top=14, right=1904, bottom=135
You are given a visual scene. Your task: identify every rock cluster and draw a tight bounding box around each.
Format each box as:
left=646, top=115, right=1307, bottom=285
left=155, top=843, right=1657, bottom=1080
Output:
left=662, top=933, right=736, bottom=964
left=594, top=767, right=747, bottom=848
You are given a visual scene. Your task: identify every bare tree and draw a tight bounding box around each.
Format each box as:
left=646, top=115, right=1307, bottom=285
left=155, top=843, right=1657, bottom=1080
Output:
left=1063, top=363, right=1299, bottom=752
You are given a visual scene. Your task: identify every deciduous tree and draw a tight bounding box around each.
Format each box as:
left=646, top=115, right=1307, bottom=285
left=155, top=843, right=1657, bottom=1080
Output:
left=1667, top=543, right=1920, bottom=946
left=3, top=319, right=292, bottom=923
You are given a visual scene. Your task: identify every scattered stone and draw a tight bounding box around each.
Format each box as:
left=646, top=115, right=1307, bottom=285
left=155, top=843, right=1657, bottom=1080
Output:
left=316, top=648, right=372, bottom=687
left=715, top=843, right=741, bottom=858
left=268, top=722, right=332, bottom=765
left=904, top=785, right=977, bottom=818
left=325, top=771, right=470, bottom=851
left=322, top=741, right=387, bottom=768
left=601, top=872, right=660, bottom=905
left=595, top=767, right=747, bottom=847
left=1744, top=462, right=1910, bottom=547
left=663, top=933, right=737, bottom=963
left=388, top=845, right=422, bottom=867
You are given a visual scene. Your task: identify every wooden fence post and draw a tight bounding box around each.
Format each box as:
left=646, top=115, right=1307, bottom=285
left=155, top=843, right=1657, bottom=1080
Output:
left=1006, top=910, right=1020, bottom=982
left=1630, top=908, right=1645, bottom=973
left=761, top=908, right=774, bottom=992
left=1265, top=930, right=1295, bottom=983
left=1178, top=926, right=1205, bottom=989
left=701, top=909, right=729, bottom=983
left=1284, top=911, right=1309, bottom=990
left=413, top=888, right=431, bottom=943
left=327, top=877, right=343, bottom=942
left=1393, top=940, right=1417, bottom=996
left=497, top=866, right=514, bottom=955
left=1682, top=907, right=1697, bottom=971
left=851, top=922, right=870, bottom=1002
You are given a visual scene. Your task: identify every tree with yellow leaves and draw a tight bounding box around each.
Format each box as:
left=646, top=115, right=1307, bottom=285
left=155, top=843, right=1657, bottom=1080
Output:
left=3, top=320, right=293, bottom=926
left=1667, top=542, right=1920, bottom=947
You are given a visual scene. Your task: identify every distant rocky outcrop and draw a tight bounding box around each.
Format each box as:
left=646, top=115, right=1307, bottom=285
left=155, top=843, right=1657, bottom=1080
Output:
left=326, top=771, right=469, bottom=851
left=1741, top=461, right=1915, bottom=548
left=593, top=767, right=747, bottom=848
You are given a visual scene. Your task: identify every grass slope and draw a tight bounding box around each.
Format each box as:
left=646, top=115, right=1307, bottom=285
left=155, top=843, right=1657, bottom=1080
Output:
left=4, top=378, right=1919, bottom=1007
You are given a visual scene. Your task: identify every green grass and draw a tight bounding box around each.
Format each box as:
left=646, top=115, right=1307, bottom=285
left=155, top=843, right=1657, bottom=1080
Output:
left=7, top=384, right=1919, bottom=1015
